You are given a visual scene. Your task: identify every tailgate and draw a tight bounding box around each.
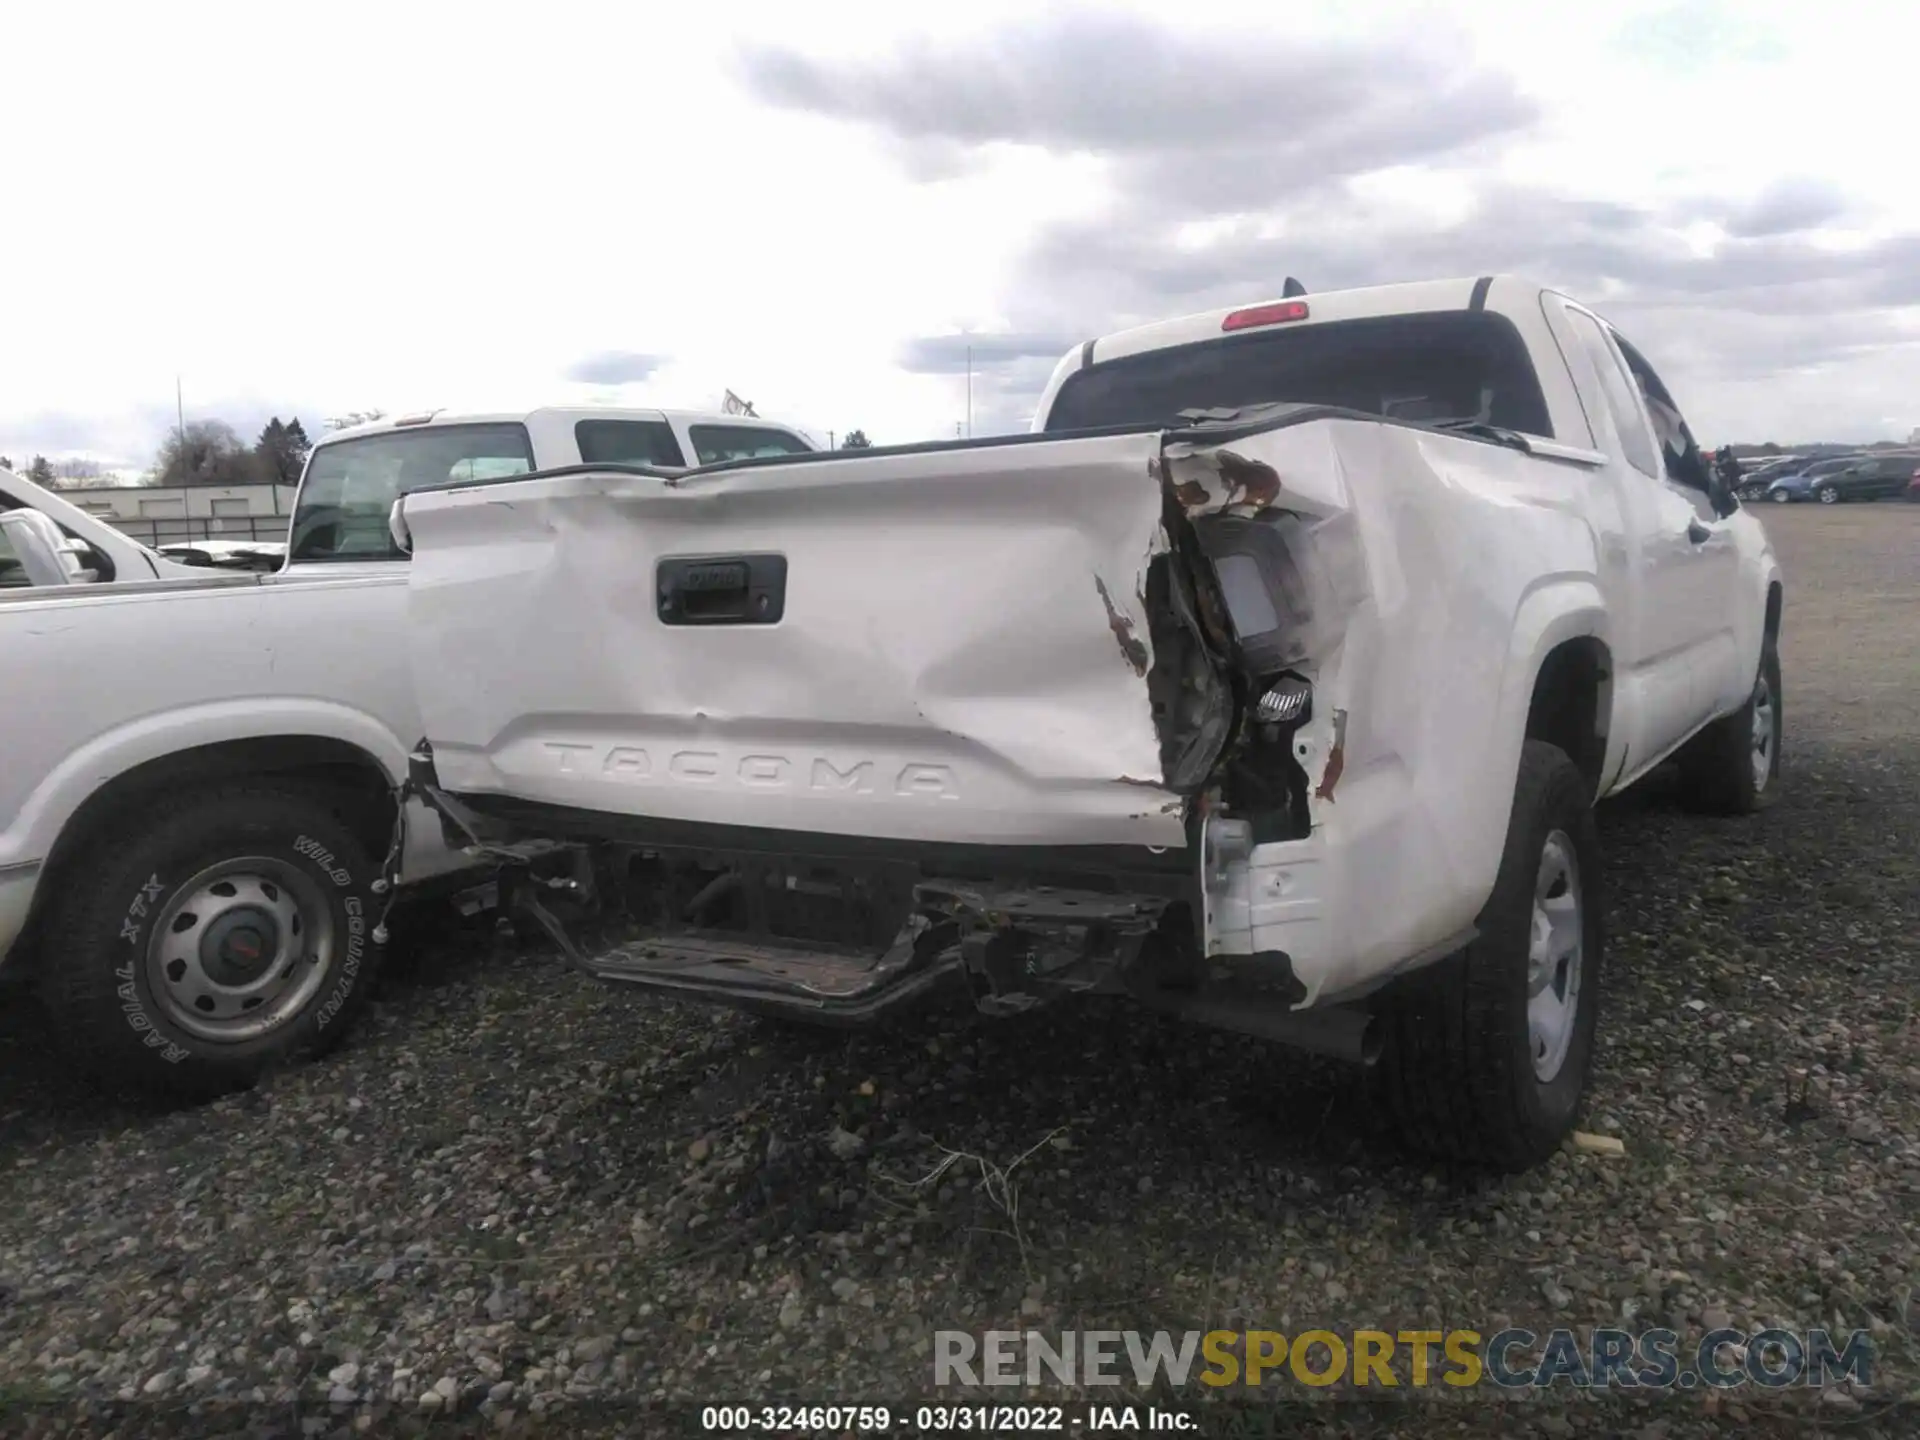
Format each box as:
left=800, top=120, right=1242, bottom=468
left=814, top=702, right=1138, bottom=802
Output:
left=399, top=433, right=1204, bottom=851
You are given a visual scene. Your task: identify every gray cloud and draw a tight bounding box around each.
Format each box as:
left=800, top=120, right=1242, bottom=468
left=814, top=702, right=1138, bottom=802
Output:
left=741, top=13, right=1918, bottom=443
left=565, top=351, right=670, bottom=386
left=1718, top=176, right=1850, bottom=239
left=738, top=13, right=1537, bottom=207
left=897, top=333, right=1074, bottom=375
left=1014, top=187, right=1920, bottom=318
left=999, top=187, right=1920, bottom=422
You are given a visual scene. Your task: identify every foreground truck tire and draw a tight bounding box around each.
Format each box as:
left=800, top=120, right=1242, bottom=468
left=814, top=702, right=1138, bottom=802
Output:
left=38, top=784, right=385, bottom=1098
left=1376, top=741, right=1603, bottom=1171
left=1677, top=638, right=1782, bottom=816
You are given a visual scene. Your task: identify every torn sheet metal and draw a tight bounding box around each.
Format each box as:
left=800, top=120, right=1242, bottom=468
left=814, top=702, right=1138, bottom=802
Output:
left=1176, top=415, right=1614, bottom=1007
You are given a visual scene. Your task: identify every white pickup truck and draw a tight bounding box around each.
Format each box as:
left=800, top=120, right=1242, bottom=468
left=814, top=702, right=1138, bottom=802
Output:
left=391, top=276, right=1784, bottom=1171
left=0, top=408, right=817, bottom=1095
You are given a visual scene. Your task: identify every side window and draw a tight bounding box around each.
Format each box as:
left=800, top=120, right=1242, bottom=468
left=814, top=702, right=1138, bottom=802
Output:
left=290, top=423, right=534, bottom=563
left=1561, top=310, right=1659, bottom=477
left=0, top=499, right=116, bottom=584
left=687, top=425, right=812, bottom=465
left=576, top=420, right=686, bottom=468
left=0, top=519, right=25, bottom=588
left=1610, top=329, right=1710, bottom=493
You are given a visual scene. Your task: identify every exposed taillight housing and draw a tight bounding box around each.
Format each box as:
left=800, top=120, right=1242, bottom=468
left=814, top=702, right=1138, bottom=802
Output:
left=1221, top=300, right=1309, bottom=332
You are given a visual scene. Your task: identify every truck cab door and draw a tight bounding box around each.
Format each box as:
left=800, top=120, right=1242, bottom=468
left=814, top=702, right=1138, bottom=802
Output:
left=1551, top=303, right=1741, bottom=768
left=1608, top=328, right=1748, bottom=723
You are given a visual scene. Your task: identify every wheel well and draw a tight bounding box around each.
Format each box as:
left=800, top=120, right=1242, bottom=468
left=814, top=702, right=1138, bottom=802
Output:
left=1765, top=582, right=1782, bottom=643
left=1526, top=637, right=1611, bottom=797
left=18, top=736, right=398, bottom=971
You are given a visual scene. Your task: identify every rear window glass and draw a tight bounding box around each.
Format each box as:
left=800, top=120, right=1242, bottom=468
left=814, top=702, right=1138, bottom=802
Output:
left=1043, top=311, right=1553, bottom=438
left=688, top=425, right=812, bottom=464
left=290, top=423, right=534, bottom=563
left=576, top=419, right=686, bottom=468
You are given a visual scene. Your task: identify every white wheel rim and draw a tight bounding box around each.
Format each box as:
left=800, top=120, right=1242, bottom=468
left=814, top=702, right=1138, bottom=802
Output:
left=1527, top=831, right=1584, bottom=1084
left=145, top=857, right=336, bottom=1042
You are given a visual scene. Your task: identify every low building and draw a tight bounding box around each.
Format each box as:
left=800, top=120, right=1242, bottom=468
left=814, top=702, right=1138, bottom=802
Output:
left=65, top=483, right=297, bottom=547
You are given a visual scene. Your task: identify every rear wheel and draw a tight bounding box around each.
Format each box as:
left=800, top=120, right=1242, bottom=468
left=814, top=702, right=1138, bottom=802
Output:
left=1677, top=639, right=1781, bottom=815
left=1375, top=741, right=1603, bottom=1171
left=1816, top=484, right=1839, bottom=504
left=38, top=784, right=386, bottom=1098
left=1771, top=489, right=1792, bottom=504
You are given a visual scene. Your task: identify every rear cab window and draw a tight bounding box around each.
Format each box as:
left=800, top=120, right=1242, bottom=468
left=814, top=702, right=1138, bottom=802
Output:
left=1041, top=311, right=1555, bottom=440
left=290, top=423, right=534, bottom=563
left=687, top=425, right=813, bottom=464
left=576, top=419, right=686, bottom=468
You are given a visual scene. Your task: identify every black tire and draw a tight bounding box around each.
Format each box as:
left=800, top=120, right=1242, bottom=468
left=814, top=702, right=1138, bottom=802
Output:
left=1375, top=741, right=1603, bottom=1171
left=38, top=783, right=386, bottom=1099
left=1676, top=639, right=1782, bottom=815
left=1816, top=484, right=1839, bottom=504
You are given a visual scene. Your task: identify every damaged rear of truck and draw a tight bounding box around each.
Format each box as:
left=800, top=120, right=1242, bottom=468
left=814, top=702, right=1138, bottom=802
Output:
left=389, top=275, right=1783, bottom=1170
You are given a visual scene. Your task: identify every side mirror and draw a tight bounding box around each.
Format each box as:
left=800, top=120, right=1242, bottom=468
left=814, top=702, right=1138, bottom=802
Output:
left=388, top=498, right=414, bottom=556
left=0, top=508, right=102, bottom=585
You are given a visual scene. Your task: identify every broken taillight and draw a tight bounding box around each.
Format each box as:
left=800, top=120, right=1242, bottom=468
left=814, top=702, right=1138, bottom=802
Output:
left=1221, top=300, right=1309, bottom=332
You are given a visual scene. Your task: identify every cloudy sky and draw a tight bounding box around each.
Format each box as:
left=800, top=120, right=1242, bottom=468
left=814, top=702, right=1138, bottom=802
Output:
left=6, top=0, right=1916, bottom=472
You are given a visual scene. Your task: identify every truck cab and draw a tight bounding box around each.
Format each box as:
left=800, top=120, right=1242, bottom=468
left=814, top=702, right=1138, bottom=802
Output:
left=284, top=408, right=816, bottom=575
left=0, top=465, right=207, bottom=589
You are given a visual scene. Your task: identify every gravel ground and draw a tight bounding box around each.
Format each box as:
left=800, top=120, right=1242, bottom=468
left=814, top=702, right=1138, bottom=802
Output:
left=2, top=504, right=1915, bottom=1438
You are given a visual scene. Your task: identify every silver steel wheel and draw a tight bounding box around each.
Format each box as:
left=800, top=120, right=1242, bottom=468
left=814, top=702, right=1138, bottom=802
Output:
left=1817, top=486, right=1838, bottom=504
left=144, top=857, right=335, bottom=1043
left=1526, top=830, right=1585, bottom=1084
left=1750, top=670, right=1776, bottom=792
left=1771, top=490, right=1791, bottom=503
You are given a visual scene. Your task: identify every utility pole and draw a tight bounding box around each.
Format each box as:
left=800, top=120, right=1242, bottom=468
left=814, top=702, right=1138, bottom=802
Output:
left=828, top=430, right=836, bottom=450
left=176, top=376, right=185, bottom=441
left=965, top=345, right=973, bottom=439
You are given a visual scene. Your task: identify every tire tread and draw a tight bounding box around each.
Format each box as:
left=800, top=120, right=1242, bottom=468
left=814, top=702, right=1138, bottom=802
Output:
left=1375, top=741, right=1601, bottom=1171
left=37, top=781, right=383, bottom=1098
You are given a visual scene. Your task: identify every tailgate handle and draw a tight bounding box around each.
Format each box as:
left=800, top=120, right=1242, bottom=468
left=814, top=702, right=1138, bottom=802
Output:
left=658, top=554, right=787, bottom=625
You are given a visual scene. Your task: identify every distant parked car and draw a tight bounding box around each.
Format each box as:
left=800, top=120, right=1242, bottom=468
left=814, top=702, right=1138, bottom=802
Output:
left=1904, top=468, right=1920, bottom=502
left=1804, top=452, right=1920, bottom=504
left=1736, top=458, right=1805, bottom=500
left=1767, top=456, right=1863, bottom=503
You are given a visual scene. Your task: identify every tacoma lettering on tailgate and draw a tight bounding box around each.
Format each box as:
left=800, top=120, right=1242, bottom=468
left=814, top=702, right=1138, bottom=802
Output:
left=540, top=741, right=960, bottom=801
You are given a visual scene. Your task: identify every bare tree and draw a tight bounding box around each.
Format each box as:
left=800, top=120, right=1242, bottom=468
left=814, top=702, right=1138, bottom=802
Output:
left=49, top=458, right=116, bottom=488
left=151, top=421, right=262, bottom=487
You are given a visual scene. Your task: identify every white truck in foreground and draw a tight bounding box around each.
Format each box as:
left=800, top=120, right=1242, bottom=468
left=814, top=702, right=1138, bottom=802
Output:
left=0, top=409, right=817, bottom=1095
left=390, top=277, right=1784, bottom=1171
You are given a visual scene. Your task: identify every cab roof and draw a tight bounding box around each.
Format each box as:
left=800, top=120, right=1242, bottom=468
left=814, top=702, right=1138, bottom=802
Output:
left=316, top=406, right=806, bottom=446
